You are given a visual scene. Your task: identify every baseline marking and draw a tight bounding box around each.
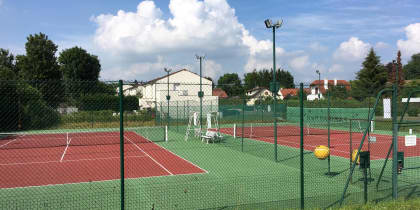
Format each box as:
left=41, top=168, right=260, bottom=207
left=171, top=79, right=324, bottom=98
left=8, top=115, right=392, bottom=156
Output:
left=125, top=135, right=174, bottom=175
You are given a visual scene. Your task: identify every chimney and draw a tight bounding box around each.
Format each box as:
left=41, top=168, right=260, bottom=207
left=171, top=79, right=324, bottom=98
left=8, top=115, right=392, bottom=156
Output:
left=334, top=79, right=337, bottom=86
left=324, top=79, right=328, bottom=90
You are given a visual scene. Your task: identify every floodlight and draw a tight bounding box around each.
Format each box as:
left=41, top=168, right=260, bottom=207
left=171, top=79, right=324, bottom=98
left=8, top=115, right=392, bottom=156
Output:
left=316, top=70, right=320, bottom=74
left=264, top=19, right=272, bottom=28
left=274, top=19, right=283, bottom=28
left=164, top=68, right=171, bottom=73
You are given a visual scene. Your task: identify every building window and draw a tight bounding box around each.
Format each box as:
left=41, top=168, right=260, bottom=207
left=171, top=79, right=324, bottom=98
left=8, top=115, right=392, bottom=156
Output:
left=173, top=83, right=180, bottom=91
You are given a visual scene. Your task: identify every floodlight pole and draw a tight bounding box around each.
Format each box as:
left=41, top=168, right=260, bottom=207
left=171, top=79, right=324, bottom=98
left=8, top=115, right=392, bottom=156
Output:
left=197, top=55, right=205, bottom=136
left=316, top=70, right=321, bottom=99
left=164, top=68, right=171, bottom=129
left=265, top=19, right=282, bottom=162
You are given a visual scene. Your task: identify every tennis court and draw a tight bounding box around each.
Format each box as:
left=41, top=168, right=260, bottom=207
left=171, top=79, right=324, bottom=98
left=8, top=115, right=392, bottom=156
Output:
left=219, top=124, right=420, bottom=160
left=0, top=130, right=206, bottom=189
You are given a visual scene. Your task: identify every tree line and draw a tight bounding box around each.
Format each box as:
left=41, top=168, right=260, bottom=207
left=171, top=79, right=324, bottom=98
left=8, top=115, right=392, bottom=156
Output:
left=215, top=69, right=295, bottom=97
left=0, top=33, right=131, bottom=131
left=213, top=48, right=420, bottom=101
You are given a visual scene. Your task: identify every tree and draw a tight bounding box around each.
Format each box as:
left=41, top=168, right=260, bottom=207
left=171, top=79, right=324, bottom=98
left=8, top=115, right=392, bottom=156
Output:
left=58, top=47, right=101, bottom=81
left=58, top=46, right=101, bottom=97
left=243, top=70, right=259, bottom=91
left=351, top=48, right=387, bottom=100
left=0, top=49, right=17, bottom=75
left=217, top=73, right=243, bottom=96
left=244, top=68, right=295, bottom=91
left=387, top=51, right=404, bottom=86
left=404, top=53, right=420, bottom=80
left=326, top=85, right=349, bottom=99
left=16, top=33, right=64, bottom=108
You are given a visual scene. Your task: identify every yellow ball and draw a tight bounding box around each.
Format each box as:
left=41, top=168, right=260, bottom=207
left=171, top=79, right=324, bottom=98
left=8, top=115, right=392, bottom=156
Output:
left=352, top=149, right=362, bottom=165
left=314, top=145, right=330, bottom=160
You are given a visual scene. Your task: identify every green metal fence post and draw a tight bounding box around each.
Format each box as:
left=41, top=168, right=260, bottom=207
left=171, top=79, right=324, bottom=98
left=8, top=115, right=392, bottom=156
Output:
left=242, top=98, right=245, bottom=152
left=392, top=62, right=399, bottom=199
left=327, top=90, right=331, bottom=175
left=299, top=83, right=304, bottom=209
left=118, top=80, right=125, bottom=210
left=177, top=101, right=179, bottom=131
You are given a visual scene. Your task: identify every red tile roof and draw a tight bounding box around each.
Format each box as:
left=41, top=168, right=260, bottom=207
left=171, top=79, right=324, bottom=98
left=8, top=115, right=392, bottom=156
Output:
left=212, top=88, right=228, bottom=98
left=280, top=88, right=298, bottom=97
left=310, top=80, right=350, bottom=86
left=310, top=80, right=350, bottom=94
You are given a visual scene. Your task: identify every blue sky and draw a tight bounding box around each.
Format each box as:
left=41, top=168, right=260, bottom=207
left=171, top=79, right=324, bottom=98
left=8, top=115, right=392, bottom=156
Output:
left=1, top=0, right=419, bottom=83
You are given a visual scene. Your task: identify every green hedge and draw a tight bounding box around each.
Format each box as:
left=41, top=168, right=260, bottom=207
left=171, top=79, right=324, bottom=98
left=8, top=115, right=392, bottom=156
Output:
left=78, top=94, right=138, bottom=111
left=61, top=109, right=154, bottom=124
left=19, top=83, right=60, bottom=130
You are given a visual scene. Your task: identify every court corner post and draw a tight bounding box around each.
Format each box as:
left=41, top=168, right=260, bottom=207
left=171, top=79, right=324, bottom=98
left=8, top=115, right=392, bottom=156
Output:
left=118, top=80, right=125, bottom=210
left=299, top=82, right=304, bottom=209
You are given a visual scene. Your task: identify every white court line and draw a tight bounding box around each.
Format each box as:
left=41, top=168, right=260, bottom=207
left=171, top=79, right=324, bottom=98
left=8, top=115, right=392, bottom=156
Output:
left=0, top=138, right=20, bottom=149
left=1, top=167, right=207, bottom=190
left=60, top=138, right=71, bottom=162
left=125, top=135, right=174, bottom=176
left=133, top=132, right=209, bottom=174
left=0, top=155, right=148, bottom=166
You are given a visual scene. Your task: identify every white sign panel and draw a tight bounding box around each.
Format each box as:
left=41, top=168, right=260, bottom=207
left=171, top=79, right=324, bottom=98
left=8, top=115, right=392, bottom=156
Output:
left=368, top=136, right=376, bottom=143
left=405, top=135, right=417, bottom=147
left=207, top=113, right=212, bottom=128
left=383, top=98, right=391, bottom=118
left=402, top=98, right=420, bottom=102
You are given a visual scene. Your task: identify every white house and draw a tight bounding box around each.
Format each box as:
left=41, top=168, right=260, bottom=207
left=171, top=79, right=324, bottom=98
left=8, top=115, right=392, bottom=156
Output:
left=138, top=69, right=218, bottom=113
left=246, top=87, right=272, bottom=105
left=121, top=84, right=143, bottom=97
left=306, top=79, right=350, bottom=101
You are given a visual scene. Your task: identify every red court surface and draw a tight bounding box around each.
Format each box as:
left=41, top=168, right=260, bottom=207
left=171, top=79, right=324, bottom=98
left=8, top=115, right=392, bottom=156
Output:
left=220, top=126, right=420, bottom=160
left=0, top=131, right=206, bottom=189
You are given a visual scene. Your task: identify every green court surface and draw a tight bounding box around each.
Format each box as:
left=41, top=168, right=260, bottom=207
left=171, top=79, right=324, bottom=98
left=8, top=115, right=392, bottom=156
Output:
left=1, top=127, right=419, bottom=209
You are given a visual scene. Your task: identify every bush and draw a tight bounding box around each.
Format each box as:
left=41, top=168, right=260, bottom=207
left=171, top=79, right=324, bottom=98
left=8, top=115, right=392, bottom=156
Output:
left=407, top=108, right=418, bottom=117
left=78, top=94, right=139, bottom=111
left=19, top=84, right=60, bottom=130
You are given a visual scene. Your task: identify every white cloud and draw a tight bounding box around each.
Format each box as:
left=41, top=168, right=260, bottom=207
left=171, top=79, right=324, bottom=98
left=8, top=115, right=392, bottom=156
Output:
left=333, top=37, right=370, bottom=61
left=328, top=64, right=343, bottom=73
left=203, top=59, right=222, bottom=79
left=309, top=42, right=328, bottom=52
left=397, top=23, right=420, bottom=58
left=289, top=55, right=309, bottom=71
left=92, top=0, right=297, bottom=80
left=375, top=41, right=389, bottom=49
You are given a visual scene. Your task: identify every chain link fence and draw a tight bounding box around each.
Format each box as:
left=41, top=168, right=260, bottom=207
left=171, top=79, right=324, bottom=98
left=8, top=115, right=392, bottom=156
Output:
left=1, top=79, right=420, bottom=209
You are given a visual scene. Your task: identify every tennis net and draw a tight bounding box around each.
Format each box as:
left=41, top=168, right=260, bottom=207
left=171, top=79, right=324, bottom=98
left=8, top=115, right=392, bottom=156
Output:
left=230, top=120, right=366, bottom=138
left=0, top=126, right=167, bottom=150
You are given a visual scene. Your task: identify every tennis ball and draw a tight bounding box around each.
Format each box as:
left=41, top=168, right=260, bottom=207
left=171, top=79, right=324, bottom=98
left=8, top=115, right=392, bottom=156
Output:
left=314, top=145, right=330, bottom=160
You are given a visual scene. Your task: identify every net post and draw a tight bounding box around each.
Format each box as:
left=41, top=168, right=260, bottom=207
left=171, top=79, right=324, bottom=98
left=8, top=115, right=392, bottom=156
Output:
left=165, top=125, right=168, bottom=142
left=299, top=83, right=304, bottom=209
left=233, top=123, right=236, bottom=138
left=118, top=80, right=125, bottom=210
